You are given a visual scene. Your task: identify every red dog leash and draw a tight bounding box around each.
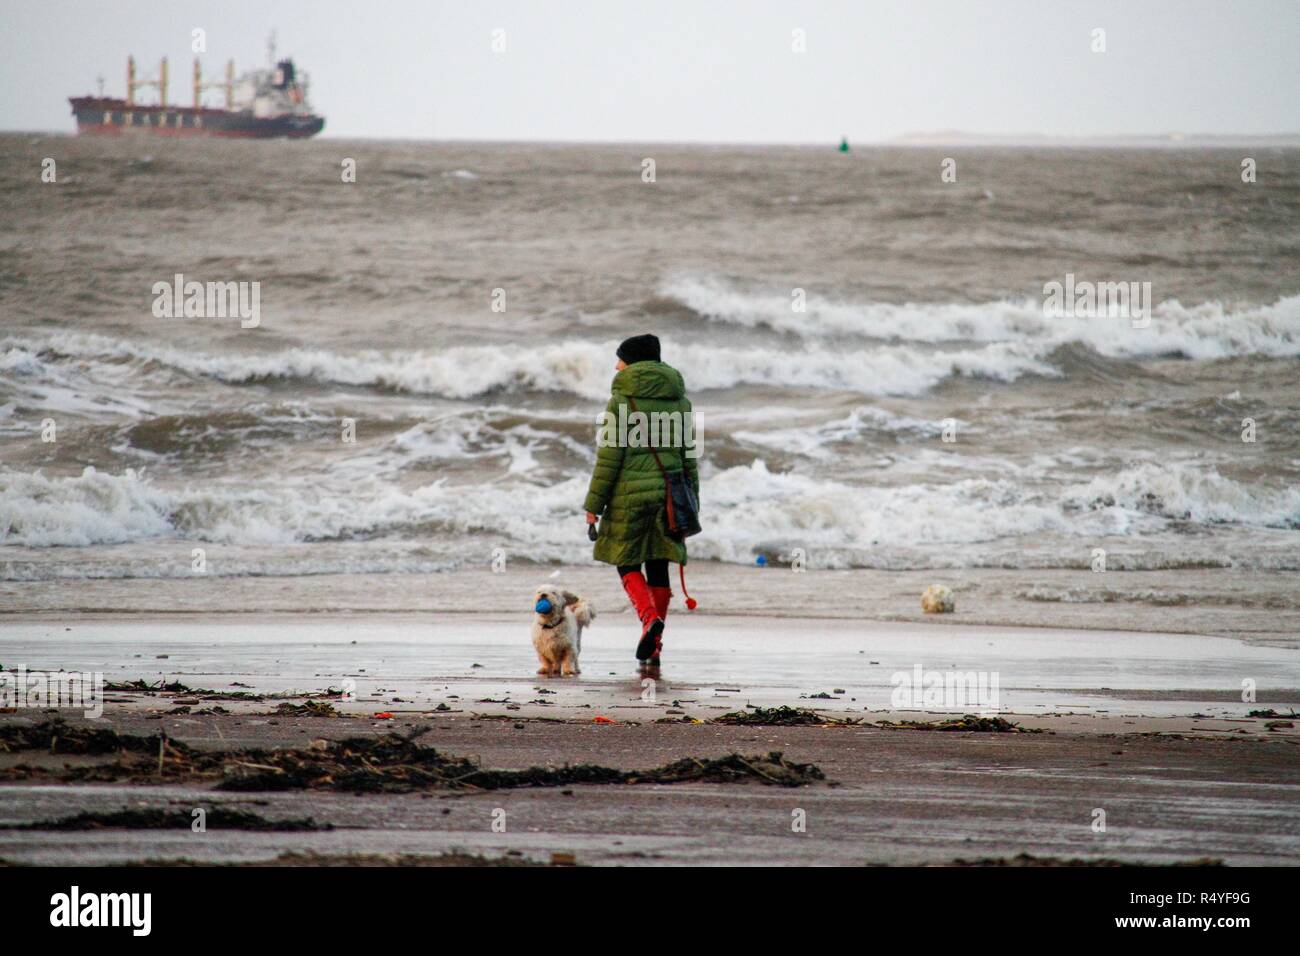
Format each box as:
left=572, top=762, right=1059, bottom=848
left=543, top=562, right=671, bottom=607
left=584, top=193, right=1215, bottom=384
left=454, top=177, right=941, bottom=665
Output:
left=679, top=563, right=697, bottom=610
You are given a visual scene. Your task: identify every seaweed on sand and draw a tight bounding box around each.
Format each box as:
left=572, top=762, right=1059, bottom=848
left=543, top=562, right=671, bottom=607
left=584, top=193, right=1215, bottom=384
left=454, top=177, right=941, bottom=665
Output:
left=713, top=706, right=861, bottom=727
left=104, top=679, right=205, bottom=694
left=0, top=720, right=826, bottom=791
left=216, top=736, right=824, bottom=792
left=0, top=719, right=160, bottom=755
left=270, top=701, right=342, bottom=718
left=877, top=715, right=1041, bottom=733
left=1, top=808, right=328, bottom=831
left=102, top=680, right=349, bottom=703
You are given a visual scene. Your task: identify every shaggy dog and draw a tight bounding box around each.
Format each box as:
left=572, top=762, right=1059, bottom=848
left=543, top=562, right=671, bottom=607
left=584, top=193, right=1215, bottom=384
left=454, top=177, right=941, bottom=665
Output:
left=531, top=586, right=595, bottom=677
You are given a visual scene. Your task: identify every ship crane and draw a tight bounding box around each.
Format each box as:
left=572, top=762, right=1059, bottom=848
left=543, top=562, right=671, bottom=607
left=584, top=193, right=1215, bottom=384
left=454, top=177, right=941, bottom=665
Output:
left=126, top=55, right=168, bottom=107
left=192, top=57, right=235, bottom=109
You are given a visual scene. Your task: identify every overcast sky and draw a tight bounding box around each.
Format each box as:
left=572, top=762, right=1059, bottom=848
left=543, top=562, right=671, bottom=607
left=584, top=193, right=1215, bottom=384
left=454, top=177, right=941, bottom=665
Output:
left=1, top=0, right=1296, bottom=141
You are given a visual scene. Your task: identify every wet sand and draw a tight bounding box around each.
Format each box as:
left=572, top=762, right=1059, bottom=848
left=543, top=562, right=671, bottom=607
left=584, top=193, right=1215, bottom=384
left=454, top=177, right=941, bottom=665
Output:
left=4, top=565, right=1299, bottom=648
left=2, top=612, right=1298, bottom=723
left=1, top=715, right=1296, bottom=866
left=1, top=611, right=1296, bottom=866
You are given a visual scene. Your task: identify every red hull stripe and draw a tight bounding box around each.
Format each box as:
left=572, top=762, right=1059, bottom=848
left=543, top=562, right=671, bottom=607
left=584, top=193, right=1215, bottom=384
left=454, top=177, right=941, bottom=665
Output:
left=75, top=123, right=319, bottom=139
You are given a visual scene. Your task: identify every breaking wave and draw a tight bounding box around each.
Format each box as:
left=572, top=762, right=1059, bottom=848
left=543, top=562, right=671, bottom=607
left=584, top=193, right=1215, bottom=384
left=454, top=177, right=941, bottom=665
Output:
left=4, top=332, right=1056, bottom=401
left=0, top=466, right=591, bottom=554
left=663, top=275, right=1300, bottom=360
left=1061, top=463, right=1300, bottom=528
left=4, top=461, right=1294, bottom=573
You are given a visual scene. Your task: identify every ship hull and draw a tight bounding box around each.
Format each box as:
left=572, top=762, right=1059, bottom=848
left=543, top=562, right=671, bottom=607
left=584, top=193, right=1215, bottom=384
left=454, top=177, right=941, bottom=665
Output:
left=69, top=97, right=324, bottom=139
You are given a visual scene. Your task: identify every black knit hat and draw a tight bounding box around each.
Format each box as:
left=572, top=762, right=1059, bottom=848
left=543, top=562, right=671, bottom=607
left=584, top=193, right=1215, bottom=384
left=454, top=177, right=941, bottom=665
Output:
left=616, top=333, right=661, bottom=365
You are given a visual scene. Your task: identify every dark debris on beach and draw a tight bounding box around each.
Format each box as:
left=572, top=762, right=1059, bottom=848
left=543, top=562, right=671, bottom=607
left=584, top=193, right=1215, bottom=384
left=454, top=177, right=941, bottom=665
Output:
left=0, top=807, right=329, bottom=832
left=876, top=715, right=1042, bottom=733
left=270, top=701, right=343, bottom=718
left=0, top=720, right=826, bottom=792
left=103, top=679, right=351, bottom=704
left=713, top=706, right=862, bottom=727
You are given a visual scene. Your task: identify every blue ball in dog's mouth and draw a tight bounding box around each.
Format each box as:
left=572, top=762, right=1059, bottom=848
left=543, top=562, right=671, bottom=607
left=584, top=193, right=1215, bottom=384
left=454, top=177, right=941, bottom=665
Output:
left=535, top=598, right=553, bottom=614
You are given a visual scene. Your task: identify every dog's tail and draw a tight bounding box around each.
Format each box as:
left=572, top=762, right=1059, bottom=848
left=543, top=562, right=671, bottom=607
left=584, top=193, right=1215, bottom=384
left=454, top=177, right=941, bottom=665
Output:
left=571, top=600, right=595, bottom=627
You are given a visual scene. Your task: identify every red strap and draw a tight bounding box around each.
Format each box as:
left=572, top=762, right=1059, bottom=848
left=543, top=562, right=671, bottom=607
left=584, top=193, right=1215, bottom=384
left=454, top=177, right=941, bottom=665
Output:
left=679, top=563, right=697, bottom=610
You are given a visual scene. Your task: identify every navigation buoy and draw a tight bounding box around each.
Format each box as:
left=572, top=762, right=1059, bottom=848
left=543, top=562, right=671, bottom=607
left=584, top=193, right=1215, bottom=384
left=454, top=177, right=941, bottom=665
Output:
left=838, top=136, right=850, bottom=153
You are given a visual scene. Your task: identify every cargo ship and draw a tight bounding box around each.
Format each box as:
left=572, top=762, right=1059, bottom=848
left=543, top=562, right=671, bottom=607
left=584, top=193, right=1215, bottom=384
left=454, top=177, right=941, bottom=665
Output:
left=69, top=38, right=324, bottom=139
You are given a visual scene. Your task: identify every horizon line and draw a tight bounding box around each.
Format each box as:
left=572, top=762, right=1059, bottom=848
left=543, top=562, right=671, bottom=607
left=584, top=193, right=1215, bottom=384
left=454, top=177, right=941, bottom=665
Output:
left=5, top=128, right=1300, bottom=147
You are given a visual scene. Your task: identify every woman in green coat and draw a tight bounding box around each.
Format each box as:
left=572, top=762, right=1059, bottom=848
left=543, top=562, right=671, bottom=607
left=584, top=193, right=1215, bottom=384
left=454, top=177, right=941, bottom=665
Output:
left=583, top=334, right=699, bottom=665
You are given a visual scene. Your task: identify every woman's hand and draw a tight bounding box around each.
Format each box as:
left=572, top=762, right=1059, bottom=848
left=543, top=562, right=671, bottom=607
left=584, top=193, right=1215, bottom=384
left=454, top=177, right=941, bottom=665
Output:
left=585, top=512, right=597, bottom=525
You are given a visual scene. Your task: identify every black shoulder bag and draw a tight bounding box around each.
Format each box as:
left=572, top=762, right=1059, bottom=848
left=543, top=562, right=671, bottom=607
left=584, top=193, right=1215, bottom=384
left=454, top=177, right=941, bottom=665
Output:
left=626, top=396, right=701, bottom=540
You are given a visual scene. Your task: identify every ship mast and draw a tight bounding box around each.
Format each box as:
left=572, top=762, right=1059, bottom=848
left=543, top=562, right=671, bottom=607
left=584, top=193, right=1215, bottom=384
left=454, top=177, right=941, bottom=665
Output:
left=126, top=55, right=167, bottom=106
left=193, top=57, right=236, bottom=109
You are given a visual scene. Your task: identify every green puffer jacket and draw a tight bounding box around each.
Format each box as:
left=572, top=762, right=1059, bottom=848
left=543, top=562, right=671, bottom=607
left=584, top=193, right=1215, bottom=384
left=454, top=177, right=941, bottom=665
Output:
left=583, top=361, right=699, bottom=567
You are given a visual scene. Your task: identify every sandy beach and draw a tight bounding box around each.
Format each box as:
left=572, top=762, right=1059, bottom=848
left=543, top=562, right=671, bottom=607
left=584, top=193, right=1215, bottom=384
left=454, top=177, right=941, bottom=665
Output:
left=2, top=595, right=1296, bottom=867
left=5, top=562, right=1300, bottom=644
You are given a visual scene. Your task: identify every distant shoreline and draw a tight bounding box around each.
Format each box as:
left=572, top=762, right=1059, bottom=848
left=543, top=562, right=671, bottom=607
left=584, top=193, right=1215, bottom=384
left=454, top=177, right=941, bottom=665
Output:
left=5, top=129, right=1299, bottom=147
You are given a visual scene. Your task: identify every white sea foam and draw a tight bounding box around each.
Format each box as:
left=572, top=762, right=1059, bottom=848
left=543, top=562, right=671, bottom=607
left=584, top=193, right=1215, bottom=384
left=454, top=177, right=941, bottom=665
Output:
left=390, top=410, right=593, bottom=469
left=0, top=347, right=45, bottom=376
left=689, top=461, right=1299, bottom=566
left=733, top=406, right=950, bottom=458
left=1062, top=463, right=1300, bottom=528
left=8, top=331, right=1056, bottom=401
left=7, top=460, right=1292, bottom=569
left=0, top=468, right=172, bottom=547
left=0, top=466, right=592, bottom=554
left=691, top=460, right=1078, bottom=565
left=0, top=343, right=159, bottom=422
left=663, top=276, right=1300, bottom=360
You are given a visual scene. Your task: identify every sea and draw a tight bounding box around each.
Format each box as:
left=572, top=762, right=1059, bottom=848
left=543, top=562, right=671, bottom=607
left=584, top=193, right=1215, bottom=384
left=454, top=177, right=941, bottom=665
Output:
left=1, top=134, right=1298, bottom=612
